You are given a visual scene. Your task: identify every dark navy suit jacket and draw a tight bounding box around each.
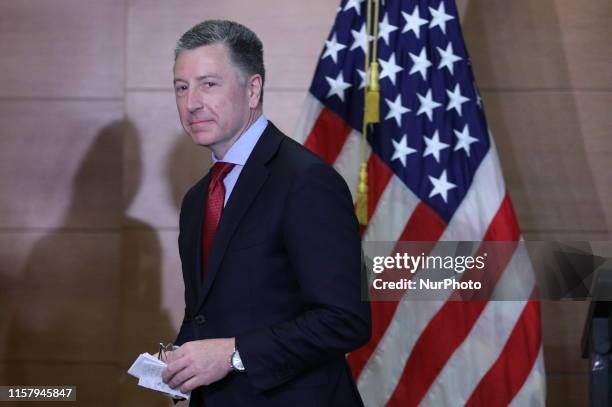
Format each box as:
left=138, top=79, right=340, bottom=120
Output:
left=175, top=121, right=371, bottom=406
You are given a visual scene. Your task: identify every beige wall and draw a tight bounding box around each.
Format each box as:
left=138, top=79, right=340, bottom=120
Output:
left=0, top=1, right=610, bottom=406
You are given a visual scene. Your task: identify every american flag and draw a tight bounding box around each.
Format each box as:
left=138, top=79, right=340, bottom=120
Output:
left=292, top=0, right=546, bottom=405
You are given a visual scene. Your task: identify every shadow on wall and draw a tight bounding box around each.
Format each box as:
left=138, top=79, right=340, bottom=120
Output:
left=2, top=120, right=175, bottom=407
left=167, top=131, right=213, bottom=212
left=119, top=120, right=179, bottom=407
left=461, top=1, right=605, bottom=407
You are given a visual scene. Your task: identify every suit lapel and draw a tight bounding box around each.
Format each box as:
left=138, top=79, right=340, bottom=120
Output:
left=188, top=173, right=211, bottom=304
left=196, top=122, right=284, bottom=310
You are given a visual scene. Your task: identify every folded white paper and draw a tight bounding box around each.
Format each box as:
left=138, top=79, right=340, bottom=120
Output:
left=128, top=353, right=190, bottom=400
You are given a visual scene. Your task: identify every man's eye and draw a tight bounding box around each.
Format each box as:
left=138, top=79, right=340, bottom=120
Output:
left=175, top=85, right=187, bottom=94
left=205, top=82, right=216, bottom=87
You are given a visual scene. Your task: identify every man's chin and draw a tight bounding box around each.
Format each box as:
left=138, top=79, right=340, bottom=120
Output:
left=187, top=131, right=216, bottom=147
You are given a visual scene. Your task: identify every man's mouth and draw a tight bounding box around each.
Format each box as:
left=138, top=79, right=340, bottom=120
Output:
left=189, top=119, right=214, bottom=129
left=189, top=119, right=212, bottom=125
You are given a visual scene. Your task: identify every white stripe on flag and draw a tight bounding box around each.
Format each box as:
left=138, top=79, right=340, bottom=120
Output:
left=363, top=175, right=419, bottom=243
left=491, top=238, right=536, bottom=301
left=333, top=130, right=369, bottom=201
left=291, top=93, right=323, bottom=144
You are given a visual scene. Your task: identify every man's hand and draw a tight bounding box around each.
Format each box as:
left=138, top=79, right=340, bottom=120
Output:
left=161, top=338, right=235, bottom=393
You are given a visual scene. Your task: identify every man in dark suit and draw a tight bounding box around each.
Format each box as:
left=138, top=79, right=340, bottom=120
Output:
left=162, top=20, right=371, bottom=406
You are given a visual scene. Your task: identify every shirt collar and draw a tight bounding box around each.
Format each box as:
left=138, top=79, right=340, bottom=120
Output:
left=212, top=115, right=268, bottom=166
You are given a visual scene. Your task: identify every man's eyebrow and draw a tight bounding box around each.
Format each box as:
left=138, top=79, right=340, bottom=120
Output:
left=173, top=75, right=221, bottom=85
left=195, top=74, right=221, bottom=81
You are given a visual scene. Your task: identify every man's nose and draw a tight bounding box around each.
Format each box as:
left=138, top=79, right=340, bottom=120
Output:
left=186, top=88, right=203, bottom=113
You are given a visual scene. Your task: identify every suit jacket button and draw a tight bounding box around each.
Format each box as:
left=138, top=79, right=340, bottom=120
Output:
left=195, top=315, right=206, bottom=324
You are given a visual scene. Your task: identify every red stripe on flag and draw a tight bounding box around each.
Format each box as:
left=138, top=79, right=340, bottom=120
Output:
left=465, top=300, right=542, bottom=406
left=482, top=194, right=520, bottom=242
left=385, top=194, right=520, bottom=407
left=348, top=202, right=447, bottom=379
left=303, top=108, right=352, bottom=165
left=399, top=202, right=448, bottom=242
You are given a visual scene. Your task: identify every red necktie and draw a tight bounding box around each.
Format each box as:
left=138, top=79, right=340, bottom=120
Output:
left=202, top=162, right=235, bottom=274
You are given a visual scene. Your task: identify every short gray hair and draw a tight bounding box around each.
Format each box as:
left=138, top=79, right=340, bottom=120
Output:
left=175, top=20, right=265, bottom=102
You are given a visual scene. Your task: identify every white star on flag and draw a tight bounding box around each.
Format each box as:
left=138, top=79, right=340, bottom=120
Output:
left=384, top=95, right=410, bottom=127
left=322, top=33, right=346, bottom=63
left=429, top=2, right=455, bottom=34
left=379, top=52, right=404, bottom=85
left=343, top=0, right=365, bottom=15
left=423, top=130, right=449, bottom=163
left=378, top=13, right=398, bottom=46
left=325, top=71, right=351, bottom=101
left=437, top=42, right=462, bottom=74
left=474, top=82, right=483, bottom=108
left=416, top=89, right=442, bottom=121
left=401, top=6, right=428, bottom=38
left=356, top=69, right=366, bottom=89
left=391, top=135, right=417, bottom=167
left=428, top=169, right=456, bottom=203
left=446, top=84, right=470, bottom=116
left=454, top=124, right=479, bottom=156
left=409, top=47, right=432, bottom=80
left=350, top=23, right=372, bottom=53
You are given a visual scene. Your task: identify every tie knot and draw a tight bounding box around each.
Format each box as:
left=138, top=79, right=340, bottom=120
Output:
left=211, top=162, right=235, bottom=183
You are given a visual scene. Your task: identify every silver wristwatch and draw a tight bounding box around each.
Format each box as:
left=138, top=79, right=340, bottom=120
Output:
left=231, top=348, right=245, bottom=372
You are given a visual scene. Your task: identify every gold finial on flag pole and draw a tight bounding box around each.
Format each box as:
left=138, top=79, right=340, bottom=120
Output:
left=356, top=0, right=380, bottom=226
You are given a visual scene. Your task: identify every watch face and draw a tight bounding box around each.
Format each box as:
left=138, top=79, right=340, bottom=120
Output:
left=232, top=351, right=245, bottom=371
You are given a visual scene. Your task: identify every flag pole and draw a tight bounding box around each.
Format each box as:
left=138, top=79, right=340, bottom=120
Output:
left=356, top=0, right=380, bottom=226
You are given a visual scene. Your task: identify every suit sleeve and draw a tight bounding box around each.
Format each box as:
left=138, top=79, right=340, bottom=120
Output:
left=235, top=162, right=371, bottom=392
left=174, top=187, right=195, bottom=347
left=174, top=309, right=192, bottom=347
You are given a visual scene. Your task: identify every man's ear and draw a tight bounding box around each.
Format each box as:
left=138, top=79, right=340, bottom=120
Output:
left=247, top=74, right=263, bottom=108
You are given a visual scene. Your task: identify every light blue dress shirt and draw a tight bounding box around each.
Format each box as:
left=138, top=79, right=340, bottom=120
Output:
left=211, top=115, right=268, bottom=206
